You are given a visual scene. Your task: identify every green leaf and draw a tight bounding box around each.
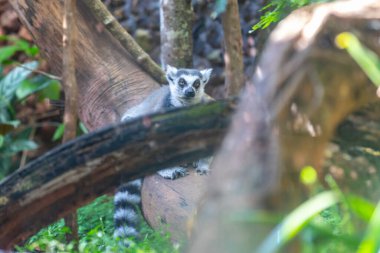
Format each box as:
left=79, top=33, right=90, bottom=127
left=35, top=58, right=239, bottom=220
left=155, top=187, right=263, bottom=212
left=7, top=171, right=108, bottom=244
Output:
left=14, top=38, right=30, bottom=51
left=38, top=80, right=61, bottom=100
left=79, top=122, right=88, bottom=135
left=357, top=200, right=380, bottom=253
left=8, top=139, right=38, bottom=153
left=26, top=45, right=39, bottom=57
left=258, top=191, right=340, bottom=253
left=0, top=45, right=19, bottom=63
left=335, top=32, right=380, bottom=87
left=16, top=78, right=60, bottom=100
left=0, top=61, right=39, bottom=103
left=52, top=124, right=65, bottom=141
left=0, top=134, right=4, bottom=148
left=346, top=195, right=375, bottom=222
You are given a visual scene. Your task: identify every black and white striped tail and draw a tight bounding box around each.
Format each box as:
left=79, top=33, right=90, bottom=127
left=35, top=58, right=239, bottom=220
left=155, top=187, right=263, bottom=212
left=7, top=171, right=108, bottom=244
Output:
left=114, top=179, right=142, bottom=240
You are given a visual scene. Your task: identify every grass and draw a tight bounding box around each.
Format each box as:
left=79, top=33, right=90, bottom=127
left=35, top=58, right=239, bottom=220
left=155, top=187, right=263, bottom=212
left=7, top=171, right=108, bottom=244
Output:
left=18, top=195, right=180, bottom=253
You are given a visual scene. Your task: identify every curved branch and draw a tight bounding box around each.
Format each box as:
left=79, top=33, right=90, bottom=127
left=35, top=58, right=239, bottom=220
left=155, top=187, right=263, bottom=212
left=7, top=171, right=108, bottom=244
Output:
left=0, top=99, right=235, bottom=249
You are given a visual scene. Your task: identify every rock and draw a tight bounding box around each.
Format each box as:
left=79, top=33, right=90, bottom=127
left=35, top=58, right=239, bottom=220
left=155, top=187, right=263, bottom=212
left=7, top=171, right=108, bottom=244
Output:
left=141, top=170, right=208, bottom=242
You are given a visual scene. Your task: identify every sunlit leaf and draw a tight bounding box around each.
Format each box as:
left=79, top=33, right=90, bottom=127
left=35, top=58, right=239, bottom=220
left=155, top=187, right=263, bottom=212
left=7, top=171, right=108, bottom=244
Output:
left=357, top=200, right=380, bottom=253
left=335, top=32, right=380, bottom=87
left=0, top=45, right=19, bottom=63
left=346, top=195, right=375, bottom=222
left=300, top=166, right=317, bottom=185
left=258, top=191, right=340, bottom=253
left=0, top=134, right=3, bottom=148
left=52, top=124, right=65, bottom=141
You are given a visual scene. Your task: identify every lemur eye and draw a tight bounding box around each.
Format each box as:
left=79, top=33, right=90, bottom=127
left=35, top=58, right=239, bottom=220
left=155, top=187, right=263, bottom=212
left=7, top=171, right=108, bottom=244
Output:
left=178, top=78, right=186, bottom=87
left=193, top=80, right=200, bottom=89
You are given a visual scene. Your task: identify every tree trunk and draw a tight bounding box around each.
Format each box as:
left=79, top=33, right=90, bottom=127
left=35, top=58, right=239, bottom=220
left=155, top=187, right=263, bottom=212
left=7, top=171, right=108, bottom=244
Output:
left=221, top=0, right=244, bottom=96
left=160, top=0, right=193, bottom=68
left=188, top=1, right=380, bottom=252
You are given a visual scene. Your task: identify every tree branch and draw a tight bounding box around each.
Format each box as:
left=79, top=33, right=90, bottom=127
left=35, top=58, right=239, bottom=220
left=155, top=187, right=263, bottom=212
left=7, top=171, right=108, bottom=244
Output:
left=82, top=0, right=167, bottom=84
left=0, top=99, right=235, bottom=249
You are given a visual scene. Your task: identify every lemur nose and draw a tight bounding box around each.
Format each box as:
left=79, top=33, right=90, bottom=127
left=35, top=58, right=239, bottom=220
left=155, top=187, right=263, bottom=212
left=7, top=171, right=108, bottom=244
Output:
left=185, top=89, right=195, bottom=98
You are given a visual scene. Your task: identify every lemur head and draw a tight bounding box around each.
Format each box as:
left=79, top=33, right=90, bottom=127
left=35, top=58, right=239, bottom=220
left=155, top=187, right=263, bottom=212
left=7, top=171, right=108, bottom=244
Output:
left=166, top=65, right=212, bottom=105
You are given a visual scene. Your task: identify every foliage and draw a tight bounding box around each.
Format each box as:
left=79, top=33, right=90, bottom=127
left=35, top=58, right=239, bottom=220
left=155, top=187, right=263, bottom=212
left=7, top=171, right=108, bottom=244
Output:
left=0, top=35, right=39, bottom=64
left=19, top=195, right=179, bottom=253
left=0, top=36, right=61, bottom=179
left=255, top=167, right=380, bottom=253
left=251, top=0, right=331, bottom=31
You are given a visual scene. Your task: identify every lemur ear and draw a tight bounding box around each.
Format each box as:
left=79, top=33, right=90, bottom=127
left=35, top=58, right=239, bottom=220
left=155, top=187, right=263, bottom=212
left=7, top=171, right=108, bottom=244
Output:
left=200, top=68, right=213, bottom=84
left=166, top=65, right=178, bottom=82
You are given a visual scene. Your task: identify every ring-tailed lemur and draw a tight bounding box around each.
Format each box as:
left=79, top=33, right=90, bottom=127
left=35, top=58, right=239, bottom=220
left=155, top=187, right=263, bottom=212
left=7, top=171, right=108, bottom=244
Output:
left=114, top=65, right=213, bottom=243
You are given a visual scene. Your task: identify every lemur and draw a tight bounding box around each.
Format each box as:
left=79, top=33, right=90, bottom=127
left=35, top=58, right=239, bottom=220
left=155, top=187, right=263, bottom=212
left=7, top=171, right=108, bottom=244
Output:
left=114, top=65, right=213, bottom=243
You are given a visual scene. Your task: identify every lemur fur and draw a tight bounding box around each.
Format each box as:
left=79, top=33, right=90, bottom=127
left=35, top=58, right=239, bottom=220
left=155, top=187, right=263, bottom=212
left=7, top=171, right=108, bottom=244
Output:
left=114, top=65, right=213, bottom=242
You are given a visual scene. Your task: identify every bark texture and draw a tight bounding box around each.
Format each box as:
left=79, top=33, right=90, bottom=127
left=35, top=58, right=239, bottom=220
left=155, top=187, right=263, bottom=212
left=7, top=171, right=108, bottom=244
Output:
left=9, top=0, right=158, bottom=131
left=221, top=0, right=244, bottom=96
left=160, top=0, right=193, bottom=68
left=0, top=100, right=235, bottom=248
left=188, top=1, right=380, bottom=252
left=82, top=0, right=167, bottom=84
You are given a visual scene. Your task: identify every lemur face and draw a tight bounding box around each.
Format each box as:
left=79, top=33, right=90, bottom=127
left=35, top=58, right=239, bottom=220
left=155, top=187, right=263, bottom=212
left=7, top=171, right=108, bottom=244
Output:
left=166, top=65, right=212, bottom=105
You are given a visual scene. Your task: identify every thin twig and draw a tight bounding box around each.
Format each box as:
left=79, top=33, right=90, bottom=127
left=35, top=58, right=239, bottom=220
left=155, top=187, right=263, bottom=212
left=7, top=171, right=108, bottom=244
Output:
left=18, top=118, right=36, bottom=169
left=15, top=63, right=61, bottom=80
left=62, top=0, right=79, bottom=244
left=82, top=0, right=167, bottom=84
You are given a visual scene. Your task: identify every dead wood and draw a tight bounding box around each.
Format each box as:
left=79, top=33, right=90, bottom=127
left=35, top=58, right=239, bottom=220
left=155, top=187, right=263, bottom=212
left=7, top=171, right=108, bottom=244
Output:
left=0, top=99, right=235, bottom=248
left=188, top=1, right=380, bottom=252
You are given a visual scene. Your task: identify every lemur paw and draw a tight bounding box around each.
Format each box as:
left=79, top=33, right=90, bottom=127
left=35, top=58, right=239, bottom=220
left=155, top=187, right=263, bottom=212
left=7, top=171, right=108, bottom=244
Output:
left=193, top=158, right=211, bottom=175
left=195, top=165, right=210, bottom=175
left=157, top=167, right=188, bottom=180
